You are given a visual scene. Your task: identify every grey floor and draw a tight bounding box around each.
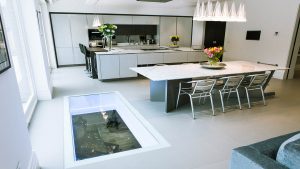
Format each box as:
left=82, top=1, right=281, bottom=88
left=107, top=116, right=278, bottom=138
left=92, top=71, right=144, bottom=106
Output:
left=29, top=66, right=300, bottom=169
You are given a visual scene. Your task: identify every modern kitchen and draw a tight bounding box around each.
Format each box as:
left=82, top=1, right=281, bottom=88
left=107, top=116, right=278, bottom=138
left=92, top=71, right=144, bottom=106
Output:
left=2, top=0, right=300, bottom=169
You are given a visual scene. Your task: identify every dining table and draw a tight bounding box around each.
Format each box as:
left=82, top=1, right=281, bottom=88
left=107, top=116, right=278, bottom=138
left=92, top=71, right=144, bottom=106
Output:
left=131, top=61, right=286, bottom=112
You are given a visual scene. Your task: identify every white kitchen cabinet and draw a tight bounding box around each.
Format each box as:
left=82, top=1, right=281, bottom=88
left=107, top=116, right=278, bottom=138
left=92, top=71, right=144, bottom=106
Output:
left=159, top=17, right=177, bottom=46
left=132, top=16, right=159, bottom=25
left=138, top=53, right=164, bottom=65
left=73, top=47, right=85, bottom=64
left=99, top=55, right=120, bottom=80
left=187, top=51, right=207, bottom=62
left=192, top=21, right=205, bottom=49
left=164, top=52, right=188, bottom=63
left=177, top=17, right=193, bottom=47
left=103, top=15, right=133, bottom=24
left=56, top=47, right=74, bottom=65
left=70, top=15, right=89, bottom=47
left=120, top=54, right=138, bottom=78
left=51, top=14, right=73, bottom=48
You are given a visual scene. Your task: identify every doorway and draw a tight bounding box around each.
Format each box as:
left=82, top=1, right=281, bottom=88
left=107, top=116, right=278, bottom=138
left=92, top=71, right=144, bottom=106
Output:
left=287, top=5, right=300, bottom=79
left=204, top=21, right=226, bottom=61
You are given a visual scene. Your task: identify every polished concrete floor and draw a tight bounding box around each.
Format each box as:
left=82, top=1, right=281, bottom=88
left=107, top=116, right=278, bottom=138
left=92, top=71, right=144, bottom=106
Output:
left=29, top=66, right=300, bottom=169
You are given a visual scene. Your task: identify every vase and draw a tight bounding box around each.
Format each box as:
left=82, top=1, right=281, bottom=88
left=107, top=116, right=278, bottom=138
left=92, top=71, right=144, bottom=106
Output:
left=106, top=36, right=113, bottom=51
left=208, top=58, right=219, bottom=66
left=172, top=41, right=178, bottom=46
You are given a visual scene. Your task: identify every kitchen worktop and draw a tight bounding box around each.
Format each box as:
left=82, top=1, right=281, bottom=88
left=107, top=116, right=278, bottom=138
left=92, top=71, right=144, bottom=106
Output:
left=95, top=47, right=203, bottom=55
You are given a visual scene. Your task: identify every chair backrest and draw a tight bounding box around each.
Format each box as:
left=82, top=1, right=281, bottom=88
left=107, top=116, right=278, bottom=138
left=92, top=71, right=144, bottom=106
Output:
left=221, top=75, right=244, bottom=90
left=79, top=43, right=84, bottom=54
left=192, top=79, right=216, bottom=94
left=247, top=72, right=270, bottom=88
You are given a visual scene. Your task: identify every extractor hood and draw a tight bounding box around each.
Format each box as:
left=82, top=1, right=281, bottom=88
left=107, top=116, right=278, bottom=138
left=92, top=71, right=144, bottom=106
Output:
left=136, top=0, right=173, bottom=2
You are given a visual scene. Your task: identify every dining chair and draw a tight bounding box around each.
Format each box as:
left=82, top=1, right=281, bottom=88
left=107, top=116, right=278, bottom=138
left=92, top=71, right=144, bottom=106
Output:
left=243, top=72, right=270, bottom=108
left=218, top=75, right=244, bottom=112
left=176, top=79, right=216, bottom=119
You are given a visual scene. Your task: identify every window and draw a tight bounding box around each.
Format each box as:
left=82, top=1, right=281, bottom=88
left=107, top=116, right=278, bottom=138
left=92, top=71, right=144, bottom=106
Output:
left=1, top=0, right=38, bottom=122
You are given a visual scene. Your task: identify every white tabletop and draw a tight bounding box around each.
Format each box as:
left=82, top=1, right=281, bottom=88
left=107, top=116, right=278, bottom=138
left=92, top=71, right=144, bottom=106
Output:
left=95, top=47, right=202, bottom=55
left=131, top=61, right=286, bottom=81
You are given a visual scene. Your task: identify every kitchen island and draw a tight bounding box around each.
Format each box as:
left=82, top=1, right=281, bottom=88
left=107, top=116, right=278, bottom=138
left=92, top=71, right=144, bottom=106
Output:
left=95, top=47, right=206, bottom=80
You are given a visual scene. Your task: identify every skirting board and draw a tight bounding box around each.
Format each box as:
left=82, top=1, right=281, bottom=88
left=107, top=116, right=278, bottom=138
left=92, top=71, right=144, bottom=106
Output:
left=27, top=152, right=39, bottom=169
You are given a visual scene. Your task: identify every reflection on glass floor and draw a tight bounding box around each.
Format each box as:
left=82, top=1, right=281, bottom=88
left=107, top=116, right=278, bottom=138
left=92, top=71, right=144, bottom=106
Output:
left=72, top=110, right=142, bottom=161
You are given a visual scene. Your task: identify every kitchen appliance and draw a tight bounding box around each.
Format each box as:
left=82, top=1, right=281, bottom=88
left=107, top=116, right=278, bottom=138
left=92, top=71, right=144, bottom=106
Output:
left=88, top=29, right=103, bottom=40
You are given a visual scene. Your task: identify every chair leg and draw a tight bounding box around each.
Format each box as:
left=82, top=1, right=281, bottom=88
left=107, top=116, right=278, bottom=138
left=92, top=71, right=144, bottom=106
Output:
left=260, top=86, right=266, bottom=106
left=202, top=95, right=206, bottom=104
left=219, top=90, right=225, bottom=113
left=176, top=92, right=181, bottom=109
left=210, top=94, right=215, bottom=116
left=227, top=89, right=232, bottom=101
left=236, top=89, right=242, bottom=110
left=245, top=87, right=251, bottom=109
left=189, top=95, right=195, bottom=119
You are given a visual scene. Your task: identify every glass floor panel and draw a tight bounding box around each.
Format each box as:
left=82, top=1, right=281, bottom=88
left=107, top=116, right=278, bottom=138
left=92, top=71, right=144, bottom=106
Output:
left=72, top=110, right=142, bottom=161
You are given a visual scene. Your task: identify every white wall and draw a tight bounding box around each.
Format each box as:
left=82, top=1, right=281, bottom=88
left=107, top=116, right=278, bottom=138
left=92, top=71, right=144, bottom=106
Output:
left=224, top=0, right=300, bottom=79
left=0, top=69, right=33, bottom=169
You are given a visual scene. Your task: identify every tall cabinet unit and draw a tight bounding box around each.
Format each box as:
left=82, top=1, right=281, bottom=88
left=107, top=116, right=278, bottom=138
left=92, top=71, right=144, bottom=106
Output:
left=51, top=14, right=88, bottom=66
left=159, top=17, right=192, bottom=47
left=70, top=14, right=89, bottom=64
left=159, top=17, right=177, bottom=46
left=177, top=17, right=192, bottom=47
left=51, top=14, right=74, bottom=66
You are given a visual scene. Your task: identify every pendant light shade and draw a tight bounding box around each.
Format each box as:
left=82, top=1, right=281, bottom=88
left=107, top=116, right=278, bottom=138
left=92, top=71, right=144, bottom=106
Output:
left=213, top=1, right=222, bottom=21
left=193, top=0, right=246, bottom=22
left=93, top=16, right=102, bottom=27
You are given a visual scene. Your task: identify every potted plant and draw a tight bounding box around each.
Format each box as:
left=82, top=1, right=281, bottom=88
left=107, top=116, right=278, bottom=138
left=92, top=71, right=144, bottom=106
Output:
left=98, top=24, right=118, bottom=51
left=169, top=35, right=180, bottom=48
left=203, top=46, right=223, bottom=65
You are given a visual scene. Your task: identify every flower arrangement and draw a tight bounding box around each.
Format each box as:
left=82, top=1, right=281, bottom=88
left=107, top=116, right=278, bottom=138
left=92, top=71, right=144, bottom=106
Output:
left=170, top=35, right=180, bottom=42
left=98, top=24, right=118, bottom=37
left=204, top=46, right=223, bottom=65
left=169, top=35, right=180, bottom=47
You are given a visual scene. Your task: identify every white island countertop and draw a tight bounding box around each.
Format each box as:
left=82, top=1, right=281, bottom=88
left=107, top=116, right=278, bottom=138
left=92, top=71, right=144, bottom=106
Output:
left=95, top=47, right=203, bottom=55
left=131, top=61, right=286, bottom=81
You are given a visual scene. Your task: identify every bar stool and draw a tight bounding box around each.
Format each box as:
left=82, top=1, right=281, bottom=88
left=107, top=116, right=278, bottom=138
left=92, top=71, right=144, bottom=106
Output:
left=82, top=45, right=92, bottom=73
left=176, top=79, right=216, bottom=119
left=218, top=75, right=244, bottom=112
left=243, top=72, right=270, bottom=108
